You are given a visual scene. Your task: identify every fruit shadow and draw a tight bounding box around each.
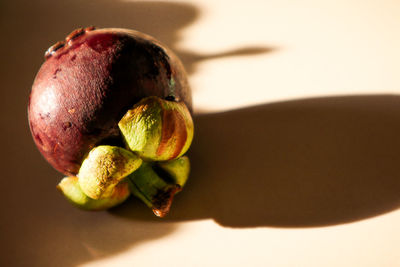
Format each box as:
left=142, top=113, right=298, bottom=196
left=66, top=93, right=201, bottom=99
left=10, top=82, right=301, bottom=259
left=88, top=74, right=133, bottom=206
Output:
left=1, top=0, right=272, bottom=266
left=114, top=94, right=400, bottom=227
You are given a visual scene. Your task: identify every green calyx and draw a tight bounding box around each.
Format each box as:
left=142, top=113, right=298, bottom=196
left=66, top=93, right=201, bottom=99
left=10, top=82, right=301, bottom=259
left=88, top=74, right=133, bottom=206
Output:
left=78, top=145, right=142, bottom=199
left=57, top=97, right=193, bottom=216
left=118, top=96, right=194, bottom=161
left=57, top=176, right=130, bottom=210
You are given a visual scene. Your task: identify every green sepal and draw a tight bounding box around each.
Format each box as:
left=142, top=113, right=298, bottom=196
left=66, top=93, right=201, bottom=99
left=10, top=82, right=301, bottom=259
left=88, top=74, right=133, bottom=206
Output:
left=78, top=145, right=142, bottom=199
left=118, top=96, right=194, bottom=161
left=57, top=177, right=130, bottom=211
left=158, top=156, right=190, bottom=187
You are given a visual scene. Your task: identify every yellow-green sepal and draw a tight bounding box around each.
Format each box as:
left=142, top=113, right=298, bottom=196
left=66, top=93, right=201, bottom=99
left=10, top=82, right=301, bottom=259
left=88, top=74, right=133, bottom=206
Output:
left=158, top=156, right=190, bottom=187
left=118, top=96, right=194, bottom=161
left=57, top=177, right=130, bottom=210
left=78, top=145, right=142, bottom=199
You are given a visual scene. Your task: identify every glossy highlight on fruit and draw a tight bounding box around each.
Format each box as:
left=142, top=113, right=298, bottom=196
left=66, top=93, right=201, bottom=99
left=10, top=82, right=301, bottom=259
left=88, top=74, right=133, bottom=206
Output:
left=28, top=27, right=192, bottom=176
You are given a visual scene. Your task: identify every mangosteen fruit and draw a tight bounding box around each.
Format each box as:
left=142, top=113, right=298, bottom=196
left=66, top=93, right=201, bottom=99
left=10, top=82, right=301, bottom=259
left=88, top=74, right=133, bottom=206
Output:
left=28, top=27, right=193, bottom=216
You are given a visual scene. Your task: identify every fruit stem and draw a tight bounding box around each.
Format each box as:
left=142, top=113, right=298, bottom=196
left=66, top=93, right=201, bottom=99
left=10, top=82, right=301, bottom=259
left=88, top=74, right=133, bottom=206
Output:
left=126, top=162, right=182, bottom=217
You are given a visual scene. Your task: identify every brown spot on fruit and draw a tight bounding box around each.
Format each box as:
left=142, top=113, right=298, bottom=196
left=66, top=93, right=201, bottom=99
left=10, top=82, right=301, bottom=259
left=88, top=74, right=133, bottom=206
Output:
left=35, top=134, right=43, bottom=146
left=53, top=143, right=59, bottom=153
left=62, top=122, right=72, bottom=130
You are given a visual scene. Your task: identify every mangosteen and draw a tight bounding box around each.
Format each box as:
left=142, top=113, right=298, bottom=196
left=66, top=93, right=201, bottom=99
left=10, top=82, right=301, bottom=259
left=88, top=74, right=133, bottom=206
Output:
left=28, top=27, right=193, bottom=216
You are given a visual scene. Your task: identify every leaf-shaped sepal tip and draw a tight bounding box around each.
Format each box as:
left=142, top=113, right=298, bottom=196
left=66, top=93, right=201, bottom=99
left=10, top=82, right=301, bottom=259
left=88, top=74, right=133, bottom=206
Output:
left=57, top=176, right=130, bottom=210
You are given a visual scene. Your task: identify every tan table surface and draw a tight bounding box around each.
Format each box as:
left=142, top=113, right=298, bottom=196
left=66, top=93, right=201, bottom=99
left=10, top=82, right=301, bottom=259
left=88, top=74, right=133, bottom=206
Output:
left=1, top=0, right=400, bottom=266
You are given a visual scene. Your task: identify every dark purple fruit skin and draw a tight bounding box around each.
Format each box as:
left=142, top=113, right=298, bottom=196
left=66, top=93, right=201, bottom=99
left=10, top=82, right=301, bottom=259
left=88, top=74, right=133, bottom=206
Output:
left=28, top=28, right=192, bottom=176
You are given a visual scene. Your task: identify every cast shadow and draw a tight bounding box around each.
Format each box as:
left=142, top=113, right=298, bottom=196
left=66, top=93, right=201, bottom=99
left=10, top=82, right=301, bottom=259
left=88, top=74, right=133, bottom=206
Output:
left=115, top=95, right=400, bottom=227
left=1, top=0, right=272, bottom=79
left=0, top=1, right=271, bottom=267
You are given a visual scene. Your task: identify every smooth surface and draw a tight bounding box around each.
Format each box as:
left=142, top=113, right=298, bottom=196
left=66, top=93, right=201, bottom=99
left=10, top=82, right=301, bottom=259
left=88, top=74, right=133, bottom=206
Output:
left=1, top=0, right=400, bottom=266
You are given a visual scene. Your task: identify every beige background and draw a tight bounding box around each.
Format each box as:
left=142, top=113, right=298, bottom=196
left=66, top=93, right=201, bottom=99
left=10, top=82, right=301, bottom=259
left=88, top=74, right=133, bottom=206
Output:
left=1, top=0, right=400, bottom=266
